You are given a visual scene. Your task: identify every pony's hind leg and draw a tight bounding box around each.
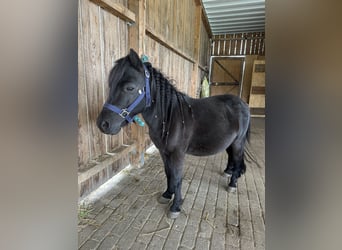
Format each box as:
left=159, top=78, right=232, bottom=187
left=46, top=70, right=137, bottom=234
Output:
left=224, top=145, right=234, bottom=177
left=227, top=140, right=247, bottom=193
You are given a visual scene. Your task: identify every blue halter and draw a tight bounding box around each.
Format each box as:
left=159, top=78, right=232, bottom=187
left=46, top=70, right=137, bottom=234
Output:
left=103, top=64, right=151, bottom=123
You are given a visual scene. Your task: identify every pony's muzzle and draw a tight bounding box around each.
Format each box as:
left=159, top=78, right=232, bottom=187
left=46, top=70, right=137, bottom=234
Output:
left=97, top=112, right=123, bottom=135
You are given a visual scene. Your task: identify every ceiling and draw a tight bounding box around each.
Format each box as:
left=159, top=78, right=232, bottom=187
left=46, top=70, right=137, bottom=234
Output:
left=201, top=0, right=265, bottom=35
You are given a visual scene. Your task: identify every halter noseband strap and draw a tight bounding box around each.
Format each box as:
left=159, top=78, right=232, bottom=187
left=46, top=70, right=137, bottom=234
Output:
left=103, top=64, right=151, bottom=123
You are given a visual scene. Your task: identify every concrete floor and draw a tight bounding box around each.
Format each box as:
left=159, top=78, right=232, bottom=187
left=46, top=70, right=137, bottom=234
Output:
left=78, top=118, right=265, bottom=250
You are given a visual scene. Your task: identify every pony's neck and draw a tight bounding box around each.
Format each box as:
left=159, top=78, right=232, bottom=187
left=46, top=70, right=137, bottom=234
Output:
left=141, top=65, right=188, bottom=141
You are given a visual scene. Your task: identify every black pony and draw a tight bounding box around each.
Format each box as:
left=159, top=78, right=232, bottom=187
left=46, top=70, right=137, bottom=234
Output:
left=97, top=49, right=250, bottom=219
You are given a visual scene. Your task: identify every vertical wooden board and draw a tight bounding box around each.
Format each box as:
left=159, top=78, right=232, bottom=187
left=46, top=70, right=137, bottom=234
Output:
left=187, top=0, right=193, bottom=56
left=227, top=34, right=233, bottom=55
left=213, top=35, right=218, bottom=56
left=149, top=0, right=155, bottom=30
left=145, top=36, right=150, bottom=62
left=183, top=60, right=193, bottom=95
left=154, top=39, right=160, bottom=68
left=249, top=33, right=254, bottom=55
left=101, top=10, right=114, bottom=153
left=199, top=22, right=205, bottom=64
left=98, top=7, right=109, bottom=155
left=233, top=34, right=238, bottom=54
left=183, top=0, right=188, bottom=54
left=238, top=33, right=244, bottom=55
left=181, top=58, right=186, bottom=92
left=181, top=58, right=185, bottom=92
left=187, top=62, right=193, bottom=96
left=103, top=12, right=122, bottom=150
left=252, top=32, right=257, bottom=54
left=184, top=0, right=191, bottom=57
left=145, top=0, right=150, bottom=28
left=78, top=0, right=91, bottom=168
left=174, top=54, right=179, bottom=89
left=84, top=3, right=107, bottom=159
left=119, top=18, right=131, bottom=145
left=178, top=56, right=182, bottom=90
left=155, top=0, right=160, bottom=35
left=200, top=21, right=210, bottom=65
left=168, top=49, right=173, bottom=81
left=241, top=55, right=258, bottom=103
left=255, top=32, right=259, bottom=54
left=222, top=34, right=227, bottom=55
left=157, top=1, right=169, bottom=37
left=159, top=45, right=166, bottom=75
left=168, top=0, right=173, bottom=42
left=171, top=0, right=177, bottom=47
left=177, top=0, right=183, bottom=49
left=180, top=0, right=186, bottom=53
left=245, top=36, right=251, bottom=55
left=145, top=36, right=150, bottom=64
left=219, top=34, right=225, bottom=55
left=176, top=56, right=181, bottom=91
left=168, top=48, right=173, bottom=78
left=165, top=46, right=170, bottom=77
left=197, top=69, right=202, bottom=97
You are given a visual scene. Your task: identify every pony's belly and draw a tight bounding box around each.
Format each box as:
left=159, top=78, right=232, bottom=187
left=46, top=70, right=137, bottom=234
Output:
left=186, top=136, right=235, bottom=156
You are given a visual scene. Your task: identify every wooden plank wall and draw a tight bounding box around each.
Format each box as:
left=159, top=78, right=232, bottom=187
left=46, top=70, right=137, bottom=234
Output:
left=78, top=0, right=210, bottom=198
left=145, top=0, right=209, bottom=98
left=211, top=32, right=265, bottom=56
left=78, top=0, right=136, bottom=197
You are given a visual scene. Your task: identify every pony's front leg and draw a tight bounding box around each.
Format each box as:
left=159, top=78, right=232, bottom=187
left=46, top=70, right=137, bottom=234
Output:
left=158, top=153, right=173, bottom=204
left=159, top=151, right=184, bottom=219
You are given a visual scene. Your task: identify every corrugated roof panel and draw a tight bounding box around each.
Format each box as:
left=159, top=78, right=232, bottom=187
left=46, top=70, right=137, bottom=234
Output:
left=202, top=0, right=265, bottom=34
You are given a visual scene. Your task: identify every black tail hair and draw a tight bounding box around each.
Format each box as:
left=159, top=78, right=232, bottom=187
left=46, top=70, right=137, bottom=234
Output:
left=246, top=119, right=251, bottom=143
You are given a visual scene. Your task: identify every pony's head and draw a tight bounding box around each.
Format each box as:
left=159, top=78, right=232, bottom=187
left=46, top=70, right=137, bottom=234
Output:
left=97, top=49, right=148, bottom=135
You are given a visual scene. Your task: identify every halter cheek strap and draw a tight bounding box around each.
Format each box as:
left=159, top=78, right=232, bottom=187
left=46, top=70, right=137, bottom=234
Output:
left=103, top=64, right=151, bottom=124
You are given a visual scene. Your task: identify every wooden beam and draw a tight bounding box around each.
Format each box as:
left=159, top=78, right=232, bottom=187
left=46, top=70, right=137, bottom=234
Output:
left=145, top=27, right=196, bottom=64
left=201, top=8, right=212, bottom=38
left=91, top=0, right=136, bottom=23
left=128, top=0, right=146, bottom=167
left=78, top=143, right=136, bottom=183
left=191, top=4, right=202, bottom=97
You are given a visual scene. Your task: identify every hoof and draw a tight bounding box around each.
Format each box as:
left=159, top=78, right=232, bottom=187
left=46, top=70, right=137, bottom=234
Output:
left=168, top=211, right=180, bottom=219
left=227, top=186, right=237, bottom=193
left=158, top=195, right=171, bottom=204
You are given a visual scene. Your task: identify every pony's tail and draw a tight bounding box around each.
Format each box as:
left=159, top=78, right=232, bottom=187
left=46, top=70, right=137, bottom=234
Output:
left=245, top=118, right=251, bottom=143
left=247, top=121, right=251, bottom=142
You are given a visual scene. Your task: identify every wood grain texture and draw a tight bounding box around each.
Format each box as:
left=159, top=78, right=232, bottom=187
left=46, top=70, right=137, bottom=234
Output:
left=90, top=0, right=135, bottom=23
left=79, top=0, right=211, bottom=181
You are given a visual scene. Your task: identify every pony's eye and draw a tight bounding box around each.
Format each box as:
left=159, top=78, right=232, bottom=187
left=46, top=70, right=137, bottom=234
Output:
left=126, top=86, right=134, bottom=91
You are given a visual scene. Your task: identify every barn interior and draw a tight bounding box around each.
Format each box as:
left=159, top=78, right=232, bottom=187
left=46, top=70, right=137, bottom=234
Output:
left=79, top=0, right=265, bottom=197
left=78, top=0, right=265, bottom=248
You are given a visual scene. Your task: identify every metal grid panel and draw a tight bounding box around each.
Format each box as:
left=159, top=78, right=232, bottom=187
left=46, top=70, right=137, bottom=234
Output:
left=202, top=0, right=265, bottom=34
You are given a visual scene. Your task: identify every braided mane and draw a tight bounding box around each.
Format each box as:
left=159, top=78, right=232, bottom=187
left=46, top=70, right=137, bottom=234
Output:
left=144, top=62, right=191, bottom=144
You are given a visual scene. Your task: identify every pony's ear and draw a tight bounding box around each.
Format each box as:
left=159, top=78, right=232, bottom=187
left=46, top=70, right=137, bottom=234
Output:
left=128, top=48, right=143, bottom=71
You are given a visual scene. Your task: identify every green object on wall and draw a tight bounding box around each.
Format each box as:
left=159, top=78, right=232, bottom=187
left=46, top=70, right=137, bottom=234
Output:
left=201, top=76, right=209, bottom=98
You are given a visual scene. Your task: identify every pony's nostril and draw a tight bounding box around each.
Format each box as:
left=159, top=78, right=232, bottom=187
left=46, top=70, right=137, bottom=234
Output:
left=101, top=120, right=109, bottom=130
